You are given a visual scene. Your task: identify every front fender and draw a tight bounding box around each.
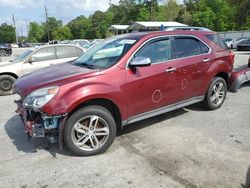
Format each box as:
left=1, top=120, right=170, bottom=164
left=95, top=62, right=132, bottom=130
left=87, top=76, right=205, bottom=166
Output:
left=42, top=82, right=127, bottom=121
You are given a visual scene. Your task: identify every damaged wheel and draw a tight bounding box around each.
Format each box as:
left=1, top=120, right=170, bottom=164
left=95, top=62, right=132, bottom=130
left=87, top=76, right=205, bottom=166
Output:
left=203, top=77, right=227, bottom=110
left=64, top=105, right=116, bottom=156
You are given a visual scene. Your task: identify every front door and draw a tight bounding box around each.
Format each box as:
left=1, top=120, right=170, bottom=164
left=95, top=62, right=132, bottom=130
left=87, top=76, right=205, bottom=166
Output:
left=125, top=37, right=180, bottom=118
left=22, top=47, right=56, bottom=75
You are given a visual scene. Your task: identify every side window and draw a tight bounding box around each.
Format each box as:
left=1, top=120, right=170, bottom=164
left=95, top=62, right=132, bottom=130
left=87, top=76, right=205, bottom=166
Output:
left=206, top=34, right=227, bottom=49
left=135, top=39, right=171, bottom=64
left=200, top=41, right=210, bottom=54
left=31, top=47, right=55, bottom=62
left=56, top=46, right=78, bottom=59
left=171, top=37, right=202, bottom=59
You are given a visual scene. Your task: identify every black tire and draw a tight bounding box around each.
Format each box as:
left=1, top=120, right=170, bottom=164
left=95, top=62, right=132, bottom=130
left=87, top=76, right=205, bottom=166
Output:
left=203, top=77, right=227, bottom=110
left=0, top=50, right=6, bottom=56
left=0, top=75, right=16, bottom=96
left=64, top=105, right=117, bottom=156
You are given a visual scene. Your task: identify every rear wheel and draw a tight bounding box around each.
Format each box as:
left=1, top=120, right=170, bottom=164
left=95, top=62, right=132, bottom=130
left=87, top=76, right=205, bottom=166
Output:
left=0, top=75, right=16, bottom=96
left=203, top=77, right=227, bottom=110
left=64, top=105, right=117, bottom=156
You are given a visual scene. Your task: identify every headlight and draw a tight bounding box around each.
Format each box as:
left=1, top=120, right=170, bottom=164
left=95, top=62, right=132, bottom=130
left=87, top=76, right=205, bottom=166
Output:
left=23, top=86, right=59, bottom=109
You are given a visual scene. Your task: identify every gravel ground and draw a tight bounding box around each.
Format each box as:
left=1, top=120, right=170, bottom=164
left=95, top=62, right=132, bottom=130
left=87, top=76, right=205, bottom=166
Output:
left=0, top=49, right=249, bottom=188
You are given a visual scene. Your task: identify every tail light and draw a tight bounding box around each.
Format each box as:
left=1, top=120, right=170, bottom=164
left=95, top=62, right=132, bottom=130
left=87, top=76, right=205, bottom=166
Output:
left=229, top=50, right=235, bottom=65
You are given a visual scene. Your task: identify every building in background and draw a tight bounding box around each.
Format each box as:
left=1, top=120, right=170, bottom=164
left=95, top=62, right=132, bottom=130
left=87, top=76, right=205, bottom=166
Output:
left=108, top=25, right=130, bottom=35
left=128, top=21, right=188, bottom=32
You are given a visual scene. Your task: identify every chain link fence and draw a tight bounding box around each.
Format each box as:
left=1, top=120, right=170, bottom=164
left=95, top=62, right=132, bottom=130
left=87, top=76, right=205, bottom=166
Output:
left=218, top=30, right=250, bottom=39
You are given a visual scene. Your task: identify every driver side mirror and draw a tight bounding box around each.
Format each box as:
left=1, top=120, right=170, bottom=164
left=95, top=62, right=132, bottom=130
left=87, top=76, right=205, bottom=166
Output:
left=28, top=57, right=35, bottom=64
left=129, top=56, right=151, bottom=68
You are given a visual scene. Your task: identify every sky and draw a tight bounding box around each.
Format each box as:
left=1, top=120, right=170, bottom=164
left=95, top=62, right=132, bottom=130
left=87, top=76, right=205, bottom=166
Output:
left=0, top=0, right=183, bottom=37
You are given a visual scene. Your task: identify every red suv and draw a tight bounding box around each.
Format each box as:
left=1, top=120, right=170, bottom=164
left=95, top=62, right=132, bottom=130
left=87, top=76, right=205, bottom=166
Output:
left=15, top=30, right=235, bottom=156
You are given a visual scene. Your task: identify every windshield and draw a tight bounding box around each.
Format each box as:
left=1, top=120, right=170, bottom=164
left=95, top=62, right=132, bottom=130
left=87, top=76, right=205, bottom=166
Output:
left=11, top=49, right=33, bottom=63
left=74, top=37, right=137, bottom=69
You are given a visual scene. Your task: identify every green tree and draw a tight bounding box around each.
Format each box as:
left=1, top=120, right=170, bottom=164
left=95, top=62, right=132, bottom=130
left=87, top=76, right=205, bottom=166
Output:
left=185, top=0, right=233, bottom=31
left=67, top=15, right=90, bottom=39
left=28, top=22, right=45, bottom=42
left=43, top=17, right=63, bottom=41
left=0, top=23, right=15, bottom=43
left=157, top=0, right=181, bottom=21
left=51, top=26, right=72, bottom=40
left=192, top=7, right=216, bottom=30
left=137, top=6, right=150, bottom=21
left=228, top=0, right=250, bottom=29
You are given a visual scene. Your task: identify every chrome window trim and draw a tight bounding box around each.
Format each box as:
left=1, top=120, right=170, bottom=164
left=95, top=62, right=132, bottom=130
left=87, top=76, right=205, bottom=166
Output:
left=126, top=34, right=212, bottom=69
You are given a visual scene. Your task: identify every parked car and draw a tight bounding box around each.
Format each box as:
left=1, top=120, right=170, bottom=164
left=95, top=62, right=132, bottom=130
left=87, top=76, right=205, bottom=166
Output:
left=11, top=43, right=19, bottom=48
left=73, top=39, right=90, bottom=48
left=223, top=38, right=234, bottom=48
left=14, top=30, right=235, bottom=156
left=230, top=37, right=248, bottom=49
left=18, top=42, right=30, bottom=48
left=0, top=43, right=12, bottom=56
left=0, top=44, right=84, bottom=95
left=237, top=38, right=250, bottom=51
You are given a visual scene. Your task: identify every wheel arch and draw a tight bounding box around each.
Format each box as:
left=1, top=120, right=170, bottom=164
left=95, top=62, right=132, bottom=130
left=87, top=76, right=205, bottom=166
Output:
left=0, top=72, right=18, bottom=79
left=69, top=98, right=122, bottom=130
left=214, top=72, right=229, bottom=86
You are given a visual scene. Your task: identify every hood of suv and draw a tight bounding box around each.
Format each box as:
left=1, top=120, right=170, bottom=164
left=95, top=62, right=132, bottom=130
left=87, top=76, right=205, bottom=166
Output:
left=15, top=62, right=98, bottom=97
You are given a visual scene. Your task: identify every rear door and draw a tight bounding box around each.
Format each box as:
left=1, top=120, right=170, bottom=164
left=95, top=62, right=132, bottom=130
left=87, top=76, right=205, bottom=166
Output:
left=169, top=35, right=212, bottom=101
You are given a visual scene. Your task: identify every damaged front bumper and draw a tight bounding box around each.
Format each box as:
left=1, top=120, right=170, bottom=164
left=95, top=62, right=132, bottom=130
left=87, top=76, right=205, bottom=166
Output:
left=14, top=100, right=67, bottom=144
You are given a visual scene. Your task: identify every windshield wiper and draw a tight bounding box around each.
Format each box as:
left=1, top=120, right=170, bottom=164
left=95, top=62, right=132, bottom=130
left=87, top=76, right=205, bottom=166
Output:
left=75, top=62, right=94, bottom=69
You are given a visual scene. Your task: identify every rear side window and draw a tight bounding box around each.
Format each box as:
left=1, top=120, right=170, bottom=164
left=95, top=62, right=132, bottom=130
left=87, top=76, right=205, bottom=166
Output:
left=76, top=48, right=84, bottom=57
left=135, top=39, right=171, bottom=64
left=200, top=41, right=210, bottom=53
left=171, top=37, right=206, bottom=59
left=56, top=46, right=78, bottom=59
left=206, top=34, right=227, bottom=49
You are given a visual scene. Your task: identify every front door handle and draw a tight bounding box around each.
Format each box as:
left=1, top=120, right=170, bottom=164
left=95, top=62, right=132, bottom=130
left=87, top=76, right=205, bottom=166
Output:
left=166, top=67, right=176, bottom=73
left=203, top=58, right=210, bottom=63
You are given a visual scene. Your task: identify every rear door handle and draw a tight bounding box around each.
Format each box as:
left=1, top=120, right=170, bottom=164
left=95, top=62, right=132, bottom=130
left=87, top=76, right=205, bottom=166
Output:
left=203, top=58, right=210, bottom=63
left=166, top=67, right=176, bottom=73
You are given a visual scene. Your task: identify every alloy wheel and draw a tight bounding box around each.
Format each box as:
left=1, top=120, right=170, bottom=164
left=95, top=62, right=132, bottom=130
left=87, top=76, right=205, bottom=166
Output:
left=71, top=115, right=110, bottom=151
left=210, top=82, right=225, bottom=106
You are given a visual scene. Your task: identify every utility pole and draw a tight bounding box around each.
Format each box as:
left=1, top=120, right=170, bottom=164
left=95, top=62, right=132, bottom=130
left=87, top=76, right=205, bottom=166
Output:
left=12, top=14, right=18, bottom=44
left=26, top=22, right=29, bottom=38
left=44, top=5, right=50, bottom=42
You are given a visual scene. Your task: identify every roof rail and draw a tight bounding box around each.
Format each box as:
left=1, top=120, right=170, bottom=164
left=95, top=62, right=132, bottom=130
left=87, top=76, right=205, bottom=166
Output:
left=164, top=26, right=211, bottom=31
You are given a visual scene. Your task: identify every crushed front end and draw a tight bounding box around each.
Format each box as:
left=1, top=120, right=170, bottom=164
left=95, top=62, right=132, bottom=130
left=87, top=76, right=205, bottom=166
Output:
left=15, top=99, right=66, bottom=143
left=14, top=86, right=67, bottom=147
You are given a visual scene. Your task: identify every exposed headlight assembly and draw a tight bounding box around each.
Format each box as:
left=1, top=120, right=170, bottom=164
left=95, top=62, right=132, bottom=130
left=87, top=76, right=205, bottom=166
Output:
left=23, top=86, right=59, bottom=109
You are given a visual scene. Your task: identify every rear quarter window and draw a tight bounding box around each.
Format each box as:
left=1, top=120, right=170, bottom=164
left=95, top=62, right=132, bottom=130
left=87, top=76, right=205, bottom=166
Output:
left=206, top=34, right=228, bottom=49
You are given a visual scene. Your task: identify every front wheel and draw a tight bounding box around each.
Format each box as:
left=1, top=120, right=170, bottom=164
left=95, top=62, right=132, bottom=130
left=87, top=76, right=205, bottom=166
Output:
left=203, top=77, right=227, bottom=110
left=0, top=50, right=6, bottom=56
left=0, top=75, right=16, bottom=96
left=64, top=105, right=117, bottom=156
